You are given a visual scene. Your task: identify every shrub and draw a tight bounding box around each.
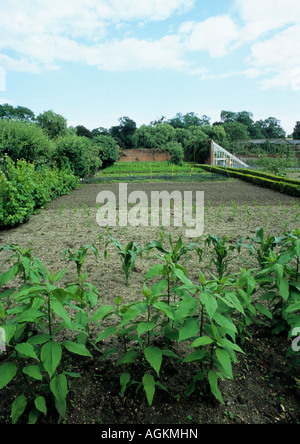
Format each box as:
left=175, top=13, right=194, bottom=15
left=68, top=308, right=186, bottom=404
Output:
left=51, top=135, right=102, bottom=178
left=0, top=156, right=79, bottom=227
left=92, top=135, right=119, bottom=168
left=166, top=142, right=184, bottom=165
left=200, top=165, right=300, bottom=197
left=0, top=120, right=54, bottom=163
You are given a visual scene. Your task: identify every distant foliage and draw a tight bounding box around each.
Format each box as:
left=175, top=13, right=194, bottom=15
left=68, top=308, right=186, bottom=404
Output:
left=92, top=135, right=119, bottom=168
left=0, top=120, right=54, bottom=163
left=166, top=142, right=184, bottom=165
left=0, top=156, right=79, bottom=226
left=36, top=110, right=68, bottom=139
left=51, top=135, right=102, bottom=178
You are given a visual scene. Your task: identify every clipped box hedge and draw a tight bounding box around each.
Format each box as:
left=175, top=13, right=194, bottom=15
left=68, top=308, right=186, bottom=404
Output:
left=199, top=164, right=300, bottom=197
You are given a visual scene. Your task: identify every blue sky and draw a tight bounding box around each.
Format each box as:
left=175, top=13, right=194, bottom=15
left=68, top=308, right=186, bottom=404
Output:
left=0, top=0, right=299, bottom=135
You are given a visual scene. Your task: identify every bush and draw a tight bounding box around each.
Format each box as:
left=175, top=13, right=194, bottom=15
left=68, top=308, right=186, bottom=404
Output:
left=184, top=131, right=210, bottom=163
left=200, top=165, right=300, bottom=197
left=0, top=120, right=54, bottom=163
left=51, top=135, right=102, bottom=178
left=0, top=156, right=79, bottom=226
left=166, top=142, right=184, bottom=165
left=92, top=135, right=119, bottom=168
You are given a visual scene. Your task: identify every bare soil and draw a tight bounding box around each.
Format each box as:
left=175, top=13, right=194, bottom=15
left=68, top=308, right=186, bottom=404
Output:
left=0, top=178, right=300, bottom=425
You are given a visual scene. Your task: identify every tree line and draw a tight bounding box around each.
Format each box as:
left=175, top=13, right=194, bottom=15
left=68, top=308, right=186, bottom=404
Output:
left=0, top=104, right=299, bottom=174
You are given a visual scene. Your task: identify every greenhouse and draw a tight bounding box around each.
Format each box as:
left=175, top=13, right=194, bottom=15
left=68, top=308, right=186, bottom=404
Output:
left=211, top=140, right=249, bottom=169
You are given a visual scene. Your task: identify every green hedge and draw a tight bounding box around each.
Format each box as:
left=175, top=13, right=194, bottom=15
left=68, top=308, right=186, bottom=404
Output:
left=199, top=165, right=300, bottom=197
left=0, top=156, right=80, bottom=227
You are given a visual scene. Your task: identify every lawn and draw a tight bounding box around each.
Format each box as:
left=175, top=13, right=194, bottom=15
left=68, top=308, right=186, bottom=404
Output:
left=87, top=161, right=224, bottom=183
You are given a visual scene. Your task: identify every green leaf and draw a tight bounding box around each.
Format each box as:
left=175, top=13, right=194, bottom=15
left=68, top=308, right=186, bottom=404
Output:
left=214, top=313, right=237, bottom=335
left=200, top=292, right=218, bottom=319
left=190, top=336, right=214, bottom=348
left=0, top=264, right=19, bottom=287
left=273, top=263, right=283, bottom=279
left=143, top=373, right=156, bottom=406
left=178, top=318, right=199, bottom=342
left=15, top=343, right=39, bottom=361
left=216, top=348, right=233, bottom=379
left=277, top=277, right=289, bottom=301
left=118, top=305, right=144, bottom=328
left=63, top=340, right=92, bottom=357
left=137, top=321, right=156, bottom=338
left=22, top=365, right=43, bottom=380
left=144, top=347, right=162, bottom=376
left=0, top=362, right=17, bottom=389
left=277, top=249, right=295, bottom=265
left=173, top=267, right=194, bottom=287
left=17, top=308, right=44, bottom=323
left=182, top=350, right=206, bottom=363
left=91, top=305, right=114, bottom=322
left=50, top=374, right=67, bottom=418
left=11, top=394, right=27, bottom=424
left=35, top=396, right=47, bottom=416
left=284, top=301, right=300, bottom=314
left=117, top=349, right=138, bottom=366
left=27, top=334, right=52, bottom=345
left=51, top=299, right=72, bottom=326
left=145, top=264, right=164, bottom=280
left=173, top=295, right=198, bottom=321
left=224, top=292, right=245, bottom=316
left=255, top=302, right=273, bottom=320
left=120, top=372, right=130, bottom=396
left=41, top=341, right=62, bottom=378
left=96, top=327, right=117, bottom=343
left=208, top=370, right=223, bottom=404
left=153, top=302, right=174, bottom=320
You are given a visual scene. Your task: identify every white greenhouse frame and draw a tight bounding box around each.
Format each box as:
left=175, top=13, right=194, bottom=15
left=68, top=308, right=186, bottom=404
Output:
left=211, top=141, right=249, bottom=169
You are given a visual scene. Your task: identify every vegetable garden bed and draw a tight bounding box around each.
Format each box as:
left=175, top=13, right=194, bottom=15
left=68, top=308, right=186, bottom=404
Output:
left=0, top=179, right=299, bottom=425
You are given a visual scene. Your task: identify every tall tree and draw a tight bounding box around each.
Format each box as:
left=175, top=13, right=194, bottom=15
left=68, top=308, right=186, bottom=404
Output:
left=76, top=125, right=92, bottom=138
left=110, top=116, right=136, bottom=149
left=256, top=117, right=286, bottom=139
left=36, top=110, right=67, bottom=139
left=0, top=104, right=35, bottom=122
left=292, top=121, right=300, bottom=140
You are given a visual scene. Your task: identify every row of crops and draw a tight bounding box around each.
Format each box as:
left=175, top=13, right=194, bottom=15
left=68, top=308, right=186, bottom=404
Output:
left=0, top=227, right=299, bottom=423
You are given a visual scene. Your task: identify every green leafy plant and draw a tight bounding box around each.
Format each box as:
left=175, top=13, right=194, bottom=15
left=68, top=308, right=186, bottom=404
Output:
left=0, top=253, right=92, bottom=423
left=205, top=234, right=242, bottom=280
left=105, top=231, right=142, bottom=285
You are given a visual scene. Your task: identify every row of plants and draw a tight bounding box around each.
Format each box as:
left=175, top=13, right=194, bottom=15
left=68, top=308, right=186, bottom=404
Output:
left=0, top=155, right=80, bottom=227
left=200, top=165, right=300, bottom=197
left=0, top=227, right=299, bottom=423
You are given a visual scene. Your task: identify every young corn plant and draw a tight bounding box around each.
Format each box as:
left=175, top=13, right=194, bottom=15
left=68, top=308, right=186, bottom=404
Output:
left=205, top=234, right=242, bottom=280
left=245, top=227, right=283, bottom=269
left=105, top=231, right=142, bottom=285
left=62, top=244, right=99, bottom=308
left=145, top=234, right=202, bottom=304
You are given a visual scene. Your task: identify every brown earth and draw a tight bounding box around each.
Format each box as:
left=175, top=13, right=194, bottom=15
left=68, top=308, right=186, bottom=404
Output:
left=0, top=178, right=300, bottom=425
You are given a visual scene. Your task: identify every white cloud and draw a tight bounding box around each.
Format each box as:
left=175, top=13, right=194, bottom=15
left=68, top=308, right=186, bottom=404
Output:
left=236, top=0, right=300, bottom=39
left=85, top=36, right=188, bottom=72
left=0, top=0, right=299, bottom=93
left=0, top=0, right=195, bottom=73
left=250, top=24, right=300, bottom=91
left=179, top=15, right=239, bottom=57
